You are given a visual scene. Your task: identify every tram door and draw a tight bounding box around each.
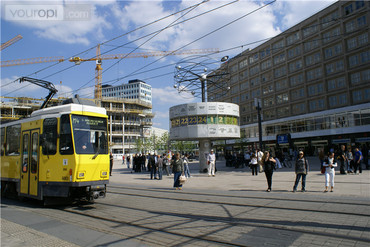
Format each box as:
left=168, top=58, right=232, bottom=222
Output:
left=20, top=130, right=39, bottom=196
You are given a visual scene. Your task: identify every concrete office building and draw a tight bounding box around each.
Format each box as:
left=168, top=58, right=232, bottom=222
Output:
left=209, top=0, right=370, bottom=154
left=102, top=79, right=152, bottom=104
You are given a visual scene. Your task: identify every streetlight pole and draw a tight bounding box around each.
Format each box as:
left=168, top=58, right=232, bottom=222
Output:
left=255, top=98, right=263, bottom=151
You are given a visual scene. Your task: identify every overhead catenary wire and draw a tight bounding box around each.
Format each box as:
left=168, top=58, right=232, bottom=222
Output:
left=0, top=0, right=210, bottom=91
left=2, top=1, right=364, bottom=98
left=75, top=0, right=276, bottom=98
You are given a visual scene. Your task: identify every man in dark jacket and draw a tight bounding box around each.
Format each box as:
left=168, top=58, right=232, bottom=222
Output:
left=292, top=151, right=309, bottom=192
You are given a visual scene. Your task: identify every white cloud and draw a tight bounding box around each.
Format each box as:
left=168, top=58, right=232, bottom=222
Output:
left=279, top=0, right=337, bottom=29
left=152, top=86, right=195, bottom=105
left=112, top=0, right=281, bottom=55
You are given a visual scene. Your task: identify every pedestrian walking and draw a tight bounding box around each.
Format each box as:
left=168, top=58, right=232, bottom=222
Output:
left=244, top=151, right=251, bottom=168
left=353, top=147, right=363, bottom=174
left=250, top=153, right=258, bottom=176
left=339, top=145, right=347, bottom=174
left=171, top=152, right=184, bottom=190
left=207, top=149, right=216, bottom=177
left=183, top=154, right=191, bottom=178
left=346, top=148, right=354, bottom=173
left=323, top=152, right=337, bottom=192
left=156, top=155, right=163, bottom=180
left=126, top=155, right=131, bottom=169
left=262, top=151, right=276, bottom=192
left=122, top=155, right=125, bottom=166
left=292, top=151, right=309, bottom=192
left=163, top=154, right=170, bottom=176
left=149, top=154, right=157, bottom=179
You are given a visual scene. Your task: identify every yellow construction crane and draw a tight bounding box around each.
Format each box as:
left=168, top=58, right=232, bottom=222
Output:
left=69, top=45, right=219, bottom=99
left=0, top=35, right=23, bottom=51
left=1, top=46, right=219, bottom=99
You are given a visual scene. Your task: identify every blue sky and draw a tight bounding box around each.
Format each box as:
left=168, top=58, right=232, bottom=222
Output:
left=1, top=0, right=336, bottom=130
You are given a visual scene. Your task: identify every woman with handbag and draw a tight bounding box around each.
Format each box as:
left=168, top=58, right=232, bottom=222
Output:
left=171, top=152, right=185, bottom=190
left=262, top=151, right=276, bottom=192
left=323, top=152, right=337, bottom=192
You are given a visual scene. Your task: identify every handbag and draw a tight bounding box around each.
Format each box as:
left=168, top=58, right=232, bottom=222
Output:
left=321, top=166, right=326, bottom=174
left=259, top=164, right=264, bottom=173
left=179, top=175, right=187, bottom=185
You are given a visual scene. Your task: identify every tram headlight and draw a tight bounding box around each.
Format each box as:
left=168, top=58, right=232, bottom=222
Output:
left=101, top=171, right=108, bottom=178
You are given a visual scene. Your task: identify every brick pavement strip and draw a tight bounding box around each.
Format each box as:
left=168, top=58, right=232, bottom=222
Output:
left=1, top=219, right=79, bottom=247
left=2, top=157, right=370, bottom=247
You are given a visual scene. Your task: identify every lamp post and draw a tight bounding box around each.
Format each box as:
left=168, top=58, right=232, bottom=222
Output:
left=255, top=98, right=263, bottom=151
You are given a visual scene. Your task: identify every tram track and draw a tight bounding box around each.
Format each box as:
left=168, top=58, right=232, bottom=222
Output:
left=107, top=185, right=370, bottom=217
left=57, top=185, right=370, bottom=245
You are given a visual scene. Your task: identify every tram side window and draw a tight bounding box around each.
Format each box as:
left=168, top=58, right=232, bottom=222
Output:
left=42, top=118, right=57, bottom=155
left=1, top=127, right=4, bottom=156
left=6, top=125, right=21, bottom=156
left=60, top=115, right=74, bottom=155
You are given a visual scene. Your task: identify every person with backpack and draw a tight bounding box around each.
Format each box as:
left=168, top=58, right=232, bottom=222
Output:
left=292, top=151, right=309, bottom=192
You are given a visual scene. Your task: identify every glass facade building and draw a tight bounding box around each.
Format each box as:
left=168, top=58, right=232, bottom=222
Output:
left=209, top=0, right=370, bottom=154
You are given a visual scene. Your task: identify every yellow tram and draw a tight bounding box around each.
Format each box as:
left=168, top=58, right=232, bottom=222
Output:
left=1, top=101, right=110, bottom=203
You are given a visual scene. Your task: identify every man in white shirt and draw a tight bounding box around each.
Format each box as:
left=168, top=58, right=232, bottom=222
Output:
left=207, top=149, right=216, bottom=177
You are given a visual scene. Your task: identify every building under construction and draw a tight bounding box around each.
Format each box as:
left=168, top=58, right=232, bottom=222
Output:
left=0, top=95, right=153, bottom=155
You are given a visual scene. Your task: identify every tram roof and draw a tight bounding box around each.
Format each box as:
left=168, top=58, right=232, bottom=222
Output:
left=31, top=104, right=106, bottom=117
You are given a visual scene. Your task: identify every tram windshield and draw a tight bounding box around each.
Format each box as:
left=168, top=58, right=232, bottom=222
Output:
left=71, top=115, right=108, bottom=155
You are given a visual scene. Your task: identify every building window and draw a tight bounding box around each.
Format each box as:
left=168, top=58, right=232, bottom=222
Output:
left=261, top=72, right=272, bottom=82
left=350, top=72, right=361, bottom=84
left=326, top=60, right=344, bottom=75
left=239, top=70, right=248, bottom=80
left=287, top=32, right=300, bottom=45
left=345, top=3, right=353, bottom=15
left=306, top=67, right=322, bottom=81
left=303, top=22, right=318, bottom=38
left=261, top=59, right=272, bottom=70
left=322, top=26, right=340, bottom=44
left=292, top=103, right=306, bottom=114
left=289, top=59, right=303, bottom=73
left=309, top=99, right=325, bottom=112
left=240, top=81, right=249, bottom=90
left=249, top=53, right=259, bottom=64
left=287, top=45, right=301, bottom=59
left=274, top=66, right=287, bottom=78
left=356, top=0, right=365, bottom=9
left=250, top=77, right=260, bottom=87
left=308, top=83, right=324, bottom=96
left=291, top=88, right=305, bottom=101
left=327, top=77, right=346, bottom=90
left=324, top=43, right=342, bottom=59
left=263, top=97, right=275, bottom=107
left=276, top=93, right=289, bottom=104
left=272, top=39, right=285, bottom=53
left=321, top=10, right=339, bottom=29
left=304, top=37, right=320, bottom=52
left=276, top=106, right=290, bottom=117
left=250, top=65, right=259, bottom=76
left=273, top=53, right=286, bottom=65
left=275, top=79, right=288, bottom=91
left=251, top=89, right=261, bottom=98
left=289, top=73, right=304, bottom=87
left=263, top=84, right=274, bottom=95
left=239, top=59, right=248, bottom=69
